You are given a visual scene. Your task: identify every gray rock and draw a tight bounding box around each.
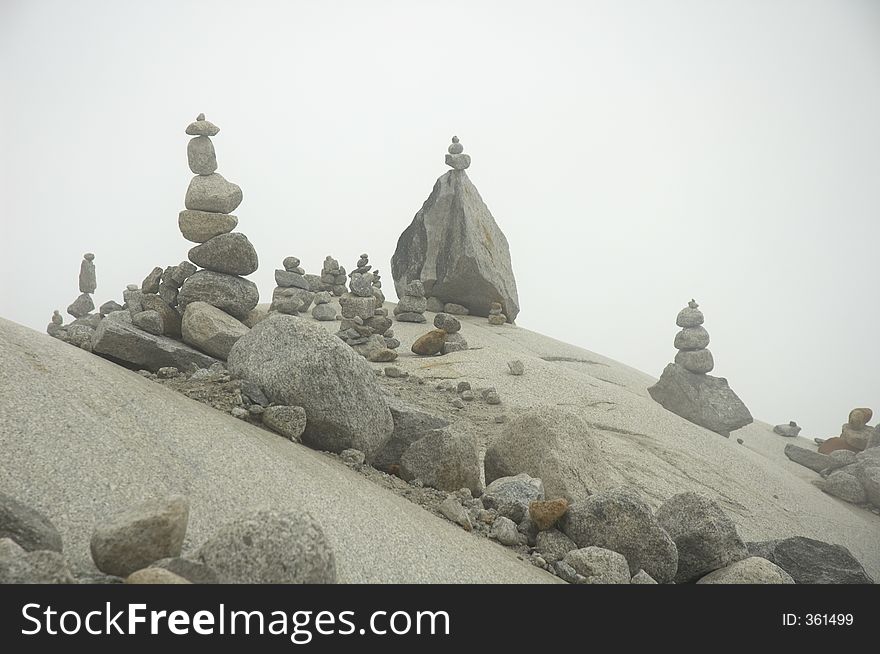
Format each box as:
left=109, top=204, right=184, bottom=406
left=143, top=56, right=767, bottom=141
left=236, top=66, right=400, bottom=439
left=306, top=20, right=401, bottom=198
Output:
left=99, top=300, right=124, bottom=316
left=70, top=313, right=102, bottom=329
left=784, top=444, right=832, bottom=473
left=507, top=360, right=524, bottom=375
left=394, top=311, right=427, bottom=323
left=553, top=559, right=581, bottom=584
left=188, top=233, right=258, bottom=276
left=395, top=294, right=427, bottom=314
left=132, top=309, right=164, bottom=335
left=482, top=473, right=545, bottom=523
left=339, top=295, right=376, bottom=320
left=655, top=491, right=748, bottom=583
left=815, top=471, right=867, bottom=504
left=438, top=496, right=472, bottom=531
left=517, top=517, right=539, bottom=546
left=349, top=273, right=374, bottom=297
left=262, top=405, right=307, bottom=442
left=373, top=399, right=450, bottom=472
left=275, top=269, right=310, bottom=289
left=445, top=152, right=471, bottom=170
left=696, top=557, right=795, bottom=584
left=535, top=528, right=577, bottom=563
left=67, top=293, right=94, bottom=319
left=185, top=173, right=242, bottom=214
left=282, top=256, right=301, bottom=271
left=149, top=557, right=218, bottom=584
left=158, top=282, right=179, bottom=307
left=489, top=516, right=524, bottom=546
left=426, top=296, right=445, bottom=312
left=341, top=449, right=365, bottom=467
left=441, top=332, right=468, bottom=354
left=0, top=491, right=63, bottom=552
left=391, top=168, right=519, bottom=321
left=433, top=313, right=461, bottom=333
left=829, top=449, right=858, bottom=467
left=178, top=270, right=260, bottom=321
left=648, top=363, right=753, bottom=437
left=313, top=291, right=332, bottom=305
left=676, top=302, right=704, bottom=328
left=196, top=508, right=336, bottom=584
left=747, top=536, right=874, bottom=584
left=178, top=210, right=238, bottom=243
left=444, top=303, right=470, bottom=315
left=311, top=303, right=337, bottom=321
left=79, top=254, right=97, bottom=294
left=227, top=314, right=393, bottom=462
left=141, top=293, right=182, bottom=337
left=124, top=288, right=144, bottom=315
left=560, top=487, right=679, bottom=583
left=857, top=465, right=880, bottom=506
left=563, top=547, right=631, bottom=584
left=773, top=422, right=802, bottom=437
left=93, top=312, right=220, bottom=371
left=631, top=569, right=658, bottom=584
left=142, top=267, right=164, bottom=294
left=90, top=495, right=190, bottom=577
left=674, top=349, right=715, bottom=374
left=271, top=287, right=313, bottom=314
left=484, top=407, right=609, bottom=502
left=673, top=325, right=710, bottom=351
left=187, top=135, right=217, bottom=175
left=240, top=379, right=269, bottom=406
left=181, top=301, right=249, bottom=360
left=399, top=428, right=481, bottom=495
left=185, top=114, right=219, bottom=136
left=0, top=539, right=75, bottom=583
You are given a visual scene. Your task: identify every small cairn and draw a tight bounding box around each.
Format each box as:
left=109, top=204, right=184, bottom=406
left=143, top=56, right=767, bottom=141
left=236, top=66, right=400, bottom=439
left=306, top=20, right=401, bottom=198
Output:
left=773, top=421, right=802, bottom=438
left=394, top=280, right=427, bottom=323
left=435, top=313, right=468, bottom=354
left=270, top=256, right=314, bottom=315
left=371, top=268, right=386, bottom=306
left=175, top=114, right=259, bottom=322
left=818, top=408, right=875, bottom=454
left=49, top=253, right=108, bottom=350
left=335, top=256, right=398, bottom=362
left=66, top=253, right=96, bottom=319
left=487, top=302, right=507, bottom=325
left=315, top=256, right=348, bottom=296
left=445, top=135, right=471, bottom=170
left=311, top=291, right=337, bottom=321
left=672, top=300, right=713, bottom=374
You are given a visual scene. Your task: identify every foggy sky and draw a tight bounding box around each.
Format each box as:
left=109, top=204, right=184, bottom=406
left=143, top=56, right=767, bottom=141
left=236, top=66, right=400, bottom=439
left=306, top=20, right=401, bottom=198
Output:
left=1, top=0, right=878, bottom=440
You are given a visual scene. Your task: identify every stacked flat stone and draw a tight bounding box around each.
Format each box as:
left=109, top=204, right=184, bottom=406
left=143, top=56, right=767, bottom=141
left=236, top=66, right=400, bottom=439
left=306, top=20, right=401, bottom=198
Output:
left=50, top=253, right=106, bottom=351
left=270, top=256, right=315, bottom=315
left=66, top=253, right=96, bottom=319
left=445, top=135, right=471, bottom=170
left=176, top=114, right=259, bottom=322
left=311, top=291, right=337, bottom=321
left=310, top=256, right=347, bottom=296
left=488, top=302, right=507, bottom=325
left=393, top=280, right=427, bottom=323
left=673, top=300, right=713, bottom=374
left=436, top=313, right=468, bottom=354
left=335, top=256, right=398, bottom=362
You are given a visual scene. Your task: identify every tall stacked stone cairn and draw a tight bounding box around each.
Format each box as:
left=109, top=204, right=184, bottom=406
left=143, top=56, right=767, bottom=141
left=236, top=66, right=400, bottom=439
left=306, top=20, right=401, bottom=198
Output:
left=307, top=256, right=347, bottom=296
left=334, top=255, right=398, bottom=362
left=393, top=279, right=427, bottom=323
left=176, top=114, right=259, bottom=323
left=391, top=136, right=520, bottom=322
left=48, top=253, right=105, bottom=350
left=648, top=299, right=753, bottom=438
left=270, top=256, right=314, bottom=315
left=371, top=267, right=386, bottom=305
left=487, top=302, right=507, bottom=325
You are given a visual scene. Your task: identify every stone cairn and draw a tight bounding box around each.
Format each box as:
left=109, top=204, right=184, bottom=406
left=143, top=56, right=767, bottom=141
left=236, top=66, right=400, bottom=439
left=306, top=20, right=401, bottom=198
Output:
left=411, top=313, right=468, bottom=357
left=308, top=256, right=347, bottom=296
left=270, top=256, right=314, bottom=315
left=311, top=292, right=337, bottom=321
left=818, top=408, right=875, bottom=454
left=488, top=302, right=507, bottom=325
left=48, top=253, right=105, bottom=350
left=672, top=300, right=713, bottom=373
left=335, top=255, right=398, bottom=362
left=445, top=135, right=470, bottom=170
left=175, top=114, right=259, bottom=323
left=393, top=279, right=427, bottom=323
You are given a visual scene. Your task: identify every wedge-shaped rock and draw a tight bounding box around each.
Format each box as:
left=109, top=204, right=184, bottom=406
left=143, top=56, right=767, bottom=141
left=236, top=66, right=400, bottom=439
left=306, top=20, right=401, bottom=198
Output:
left=188, top=233, right=258, bottom=276
left=177, top=270, right=259, bottom=321
left=181, top=301, right=249, bottom=360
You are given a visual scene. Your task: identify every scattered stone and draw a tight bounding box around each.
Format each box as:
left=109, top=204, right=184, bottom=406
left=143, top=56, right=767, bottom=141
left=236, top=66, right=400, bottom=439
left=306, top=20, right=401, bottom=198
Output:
left=451, top=398, right=465, bottom=409
left=489, top=516, right=524, bottom=546
left=553, top=559, right=581, bottom=584
left=535, top=529, right=577, bottom=563
left=438, top=496, right=472, bottom=531
left=773, top=421, right=802, bottom=437
left=0, top=491, right=63, bottom=552
left=747, top=536, right=874, bottom=584
left=411, top=329, right=447, bottom=356
left=181, top=301, right=249, bottom=359
left=441, top=332, right=468, bottom=354
left=507, top=360, right=525, bottom=376
left=197, top=508, right=336, bottom=584
left=0, top=539, right=75, bottom=584
left=461, top=390, right=475, bottom=401
left=457, top=381, right=471, bottom=393
left=384, top=366, right=407, bottom=378
left=631, top=569, right=658, bottom=584
left=227, top=315, right=393, bottom=462
left=149, top=557, right=219, bottom=584
left=560, top=487, right=678, bottom=583
left=126, top=568, right=191, bottom=584
left=262, top=405, right=307, bottom=442
left=784, top=444, right=832, bottom=473
left=231, top=407, right=249, bottom=419
left=99, top=300, right=124, bottom=316
left=696, top=557, right=795, bottom=584
left=482, top=473, right=545, bottom=523
left=178, top=210, right=239, bottom=243
left=156, top=366, right=179, bottom=379
left=564, top=547, right=631, bottom=584
left=90, top=495, right=190, bottom=577
left=399, top=428, right=481, bottom=494
left=188, top=233, right=259, bottom=276
left=528, top=498, right=569, bottom=531
left=655, top=492, right=748, bottom=583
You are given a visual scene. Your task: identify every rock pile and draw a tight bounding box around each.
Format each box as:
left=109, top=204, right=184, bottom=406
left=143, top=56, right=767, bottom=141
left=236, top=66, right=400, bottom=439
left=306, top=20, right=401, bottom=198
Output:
left=648, top=300, right=752, bottom=437
left=67, top=252, right=96, bottom=318
left=335, top=256, right=398, bottom=362
left=392, top=136, right=519, bottom=321
left=818, top=407, right=875, bottom=454
left=311, top=291, right=337, bottom=321
left=393, top=279, right=427, bottom=323
left=48, top=253, right=106, bottom=350
left=310, top=256, right=347, bottom=296
left=270, top=256, right=314, bottom=315
left=487, top=302, right=507, bottom=325
left=773, top=421, right=802, bottom=437
left=434, top=312, right=467, bottom=354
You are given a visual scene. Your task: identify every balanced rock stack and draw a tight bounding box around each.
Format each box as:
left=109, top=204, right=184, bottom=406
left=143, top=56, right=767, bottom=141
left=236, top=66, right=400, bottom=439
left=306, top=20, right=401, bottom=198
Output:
left=648, top=299, right=753, bottom=438
left=371, top=267, right=385, bottom=306
left=393, top=280, right=427, bottom=323
left=435, top=313, right=467, bottom=354
left=66, top=253, right=97, bottom=320
left=270, top=256, right=314, bottom=315
left=49, top=253, right=106, bottom=350
left=309, top=256, right=347, bottom=296
left=818, top=408, right=875, bottom=454
left=311, top=292, right=337, bottom=321
left=176, top=114, right=259, bottom=323
left=335, top=258, right=398, bottom=362
left=487, top=302, right=507, bottom=325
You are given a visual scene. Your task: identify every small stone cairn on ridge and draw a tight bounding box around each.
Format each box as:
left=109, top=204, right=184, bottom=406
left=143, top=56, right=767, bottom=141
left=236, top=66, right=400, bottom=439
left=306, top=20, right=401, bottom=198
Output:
left=307, top=256, right=347, bottom=296
left=818, top=408, right=875, bottom=454
left=48, top=253, right=108, bottom=350
left=335, top=255, right=398, bottom=362
left=488, top=302, right=507, bottom=325
left=393, top=279, right=427, bottom=323
left=270, top=256, right=314, bottom=315
left=648, top=299, right=753, bottom=438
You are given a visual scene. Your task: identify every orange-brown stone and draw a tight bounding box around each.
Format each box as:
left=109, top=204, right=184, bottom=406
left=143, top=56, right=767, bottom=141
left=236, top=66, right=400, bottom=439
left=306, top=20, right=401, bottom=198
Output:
left=528, top=498, right=569, bottom=531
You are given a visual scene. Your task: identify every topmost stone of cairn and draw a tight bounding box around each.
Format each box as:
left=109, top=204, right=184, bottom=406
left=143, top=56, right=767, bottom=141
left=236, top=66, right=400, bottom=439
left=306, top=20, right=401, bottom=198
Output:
left=445, top=136, right=470, bottom=170
left=185, top=113, right=220, bottom=137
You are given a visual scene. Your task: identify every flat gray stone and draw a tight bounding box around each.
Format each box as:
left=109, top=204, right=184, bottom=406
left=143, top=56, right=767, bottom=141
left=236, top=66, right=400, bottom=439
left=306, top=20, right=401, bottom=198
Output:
left=311, top=303, right=337, bottom=321
left=178, top=210, right=238, bottom=243
left=141, top=267, right=164, bottom=294
left=185, top=173, right=242, bottom=214
left=177, top=270, right=260, bottom=321
left=373, top=398, right=450, bottom=473
left=185, top=115, right=219, bottom=136
left=181, top=301, right=249, bottom=360
left=815, top=471, right=867, bottom=504
left=0, top=491, right=63, bottom=552
left=188, top=233, right=258, bottom=276
left=784, top=444, right=832, bottom=473
left=187, top=135, right=217, bottom=175
left=141, top=293, right=181, bottom=337
left=535, top=529, right=577, bottom=563
left=275, top=269, right=310, bottom=289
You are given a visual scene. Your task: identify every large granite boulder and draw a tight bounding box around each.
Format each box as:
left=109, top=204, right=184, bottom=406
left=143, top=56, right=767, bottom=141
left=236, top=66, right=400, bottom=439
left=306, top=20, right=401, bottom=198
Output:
left=92, top=311, right=220, bottom=372
left=391, top=169, right=519, bottom=321
left=747, top=536, right=874, bottom=584
left=647, top=363, right=753, bottom=437
left=177, top=270, right=259, bottom=321
left=227, top=315, right=393, bottom=462
left=484, top=407, right=609, bottom=502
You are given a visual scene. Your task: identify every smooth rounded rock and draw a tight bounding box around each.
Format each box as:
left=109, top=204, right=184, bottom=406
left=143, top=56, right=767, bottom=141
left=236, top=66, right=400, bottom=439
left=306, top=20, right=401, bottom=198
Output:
left=185, top=173, right=242, bottom=214
left=411, top=329, right=447, bottom=356
left=126, top=568, right=191, bottom=584
left=187, top=135, right=217, bottom=175
left=0, top=491, right=63, bottom=553
left=188, top=233, right=258, bottom=276
left=674, top=348, right=715, bottom=374
left=673, top=326, right=710, bottom=351
left=178, top=271, right=259, bottom=321
left=178, top=210, right=238, bottom=243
